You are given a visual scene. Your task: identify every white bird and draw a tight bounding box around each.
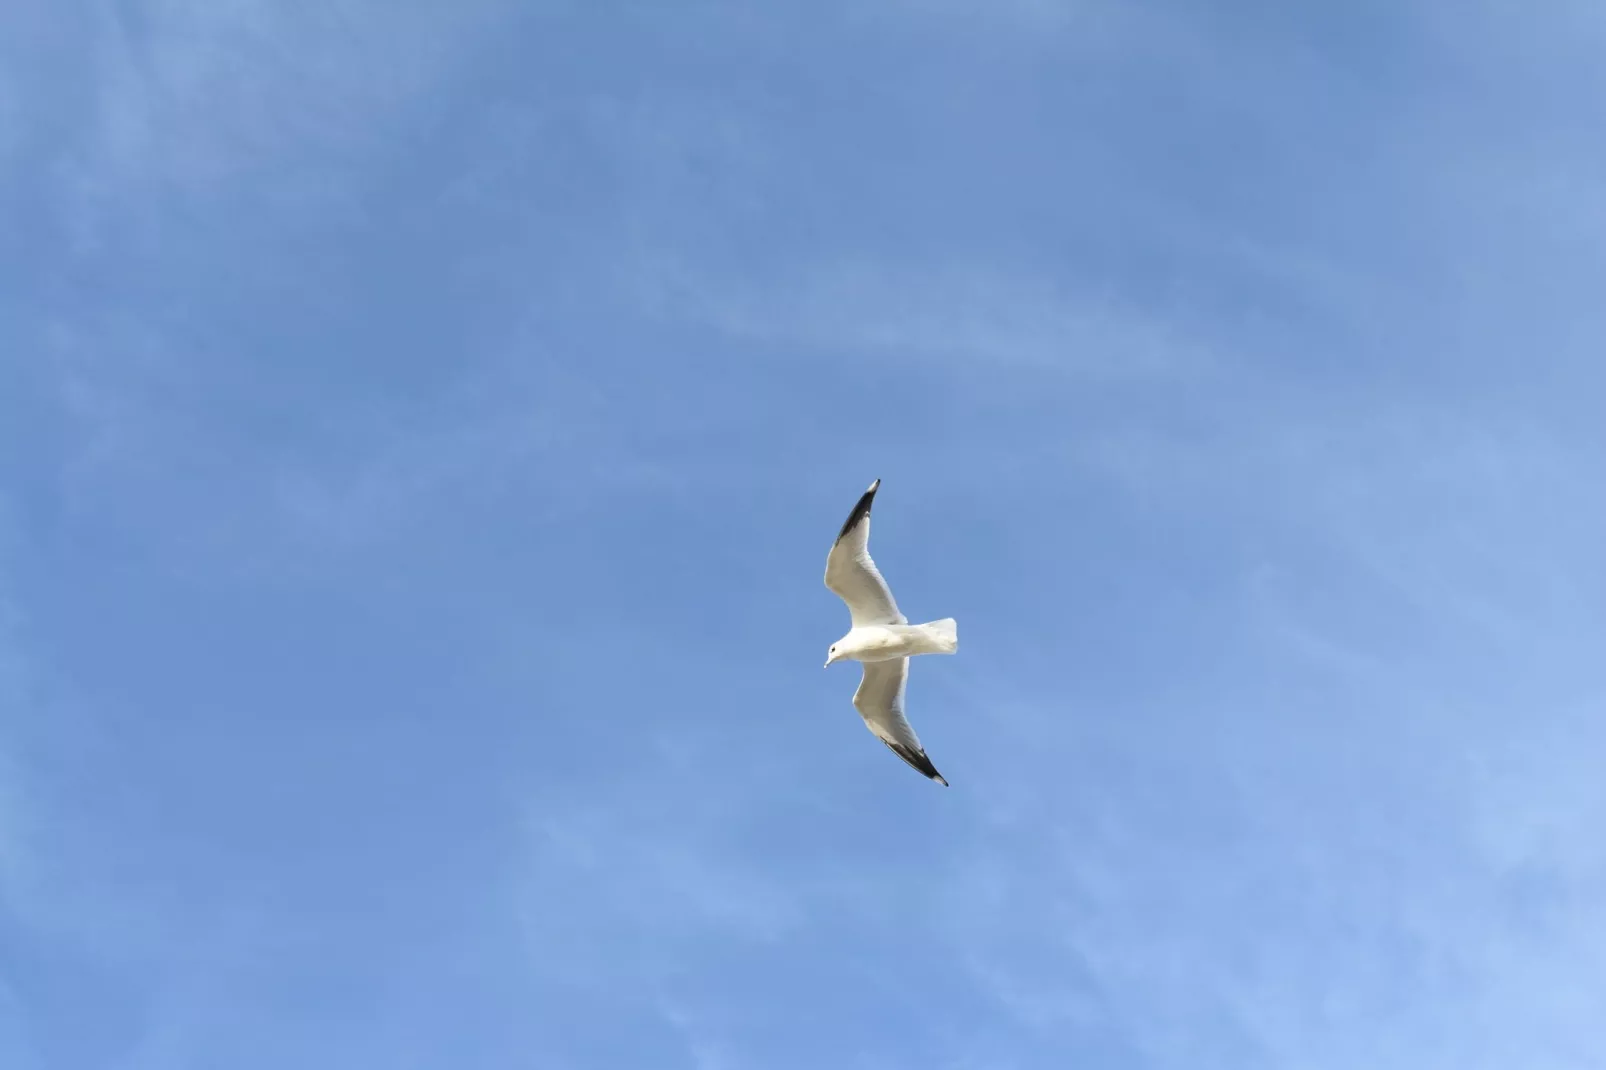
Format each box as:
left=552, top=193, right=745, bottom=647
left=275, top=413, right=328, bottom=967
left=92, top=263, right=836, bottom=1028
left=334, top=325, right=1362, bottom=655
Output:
left=823, top=479, right=957, bottom=786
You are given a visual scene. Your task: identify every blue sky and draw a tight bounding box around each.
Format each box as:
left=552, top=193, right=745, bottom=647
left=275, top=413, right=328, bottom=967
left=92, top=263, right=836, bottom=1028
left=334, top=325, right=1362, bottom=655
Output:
left=3, top=1, right=1604, bottom=1067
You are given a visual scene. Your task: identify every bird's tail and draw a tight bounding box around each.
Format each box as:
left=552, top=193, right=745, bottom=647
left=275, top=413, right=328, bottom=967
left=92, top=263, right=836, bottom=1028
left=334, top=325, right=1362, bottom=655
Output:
left=920, top=618, right=959, bottom=654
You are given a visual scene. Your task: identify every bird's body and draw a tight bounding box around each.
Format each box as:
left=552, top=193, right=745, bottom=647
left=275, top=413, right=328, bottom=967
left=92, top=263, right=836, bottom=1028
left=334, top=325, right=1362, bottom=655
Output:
left=823, top=479, right=956, bottom=786
left=830, top=620, right=959, bottom=664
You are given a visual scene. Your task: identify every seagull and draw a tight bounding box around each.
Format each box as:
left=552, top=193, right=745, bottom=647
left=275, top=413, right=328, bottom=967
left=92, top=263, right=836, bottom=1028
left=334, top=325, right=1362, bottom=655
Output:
left=823, top=479, right=957, bottom=786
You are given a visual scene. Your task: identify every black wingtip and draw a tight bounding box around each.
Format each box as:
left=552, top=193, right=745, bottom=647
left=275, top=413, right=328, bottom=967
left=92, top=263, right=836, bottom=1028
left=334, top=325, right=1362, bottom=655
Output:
left=883, top=740, right=949, bottom=786
left=835, top=479, right=881, bottom=542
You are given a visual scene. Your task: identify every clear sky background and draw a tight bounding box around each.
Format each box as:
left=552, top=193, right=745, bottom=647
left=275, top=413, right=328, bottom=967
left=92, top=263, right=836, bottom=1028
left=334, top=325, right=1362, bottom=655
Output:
left=3, top=2, right=1604, bottom=1068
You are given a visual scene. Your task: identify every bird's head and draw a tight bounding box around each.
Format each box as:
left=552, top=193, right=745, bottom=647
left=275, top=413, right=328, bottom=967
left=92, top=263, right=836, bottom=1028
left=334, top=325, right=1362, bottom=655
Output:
left=824, top=643, right=841, bottom=668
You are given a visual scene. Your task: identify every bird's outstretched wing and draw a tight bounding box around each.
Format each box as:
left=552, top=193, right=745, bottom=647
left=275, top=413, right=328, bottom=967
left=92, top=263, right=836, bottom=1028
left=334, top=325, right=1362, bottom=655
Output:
left=853, top=658, right=948, bottom=786
left=824, top=479, right=905, bottom=627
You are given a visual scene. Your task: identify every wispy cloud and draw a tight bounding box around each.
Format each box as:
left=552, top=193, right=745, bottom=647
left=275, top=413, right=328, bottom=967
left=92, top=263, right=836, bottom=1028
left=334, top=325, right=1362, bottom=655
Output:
left=635, top=257, right=1216, bottom=381
left=64, top=1, right=516, bottom=223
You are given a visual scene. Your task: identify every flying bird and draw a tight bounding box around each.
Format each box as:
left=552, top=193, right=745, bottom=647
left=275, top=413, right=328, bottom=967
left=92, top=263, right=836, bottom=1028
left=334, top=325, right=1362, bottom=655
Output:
left=823, top=479, right=957, bottom=786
